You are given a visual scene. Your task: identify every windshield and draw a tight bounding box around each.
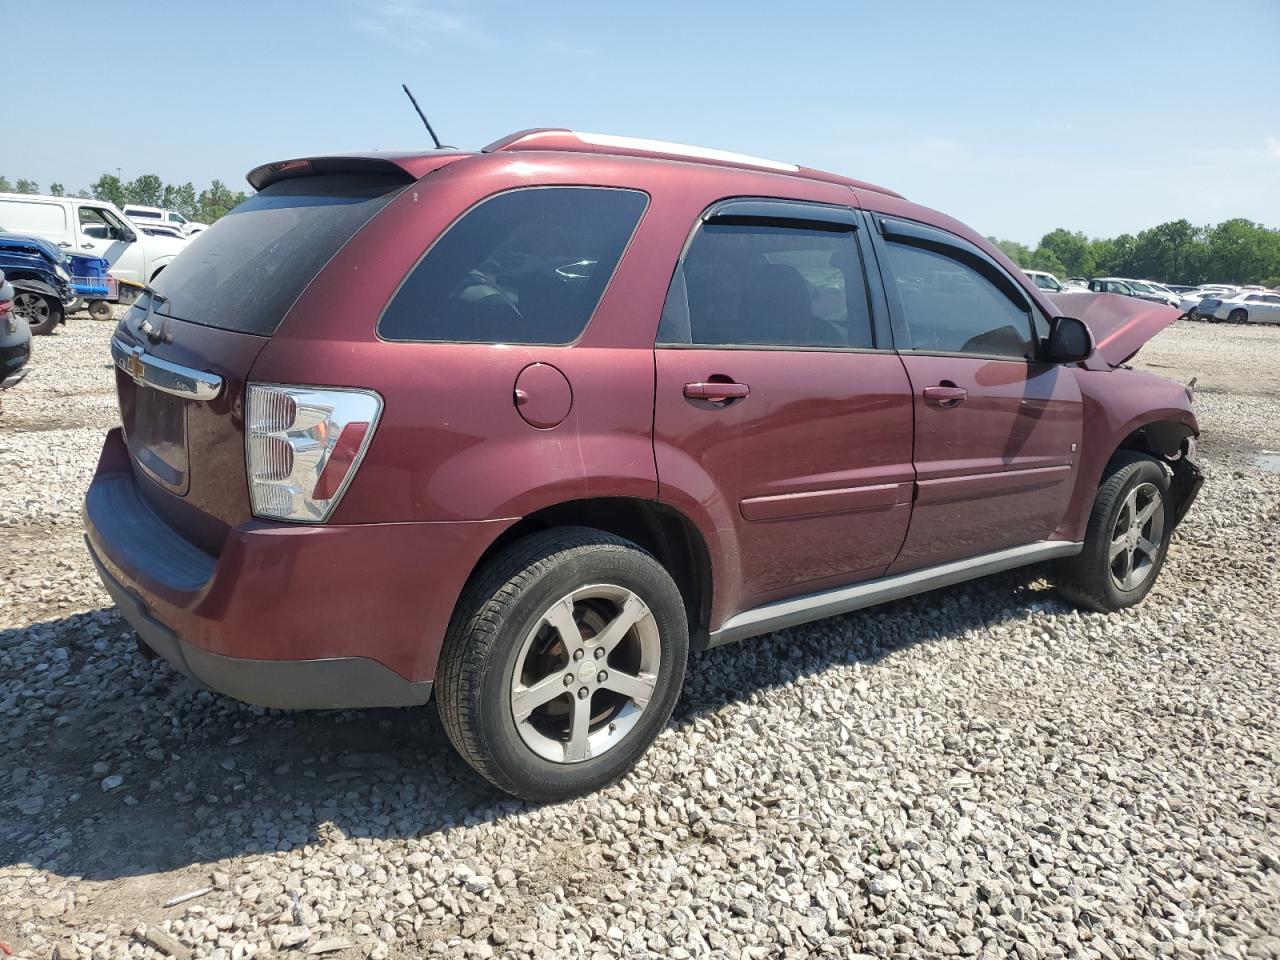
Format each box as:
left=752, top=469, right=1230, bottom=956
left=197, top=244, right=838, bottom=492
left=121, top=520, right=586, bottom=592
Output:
left=149, top=173, right=407, bottom=335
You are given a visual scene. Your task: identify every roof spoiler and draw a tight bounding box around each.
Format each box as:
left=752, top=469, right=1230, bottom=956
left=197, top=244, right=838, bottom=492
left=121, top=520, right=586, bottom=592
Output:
left=246, top=152, right=468, bottom=191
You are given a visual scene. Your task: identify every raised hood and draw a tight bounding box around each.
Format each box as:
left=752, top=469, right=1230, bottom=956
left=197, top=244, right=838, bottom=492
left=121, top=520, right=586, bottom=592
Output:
left=1047, top=291, right=1179, bottom=366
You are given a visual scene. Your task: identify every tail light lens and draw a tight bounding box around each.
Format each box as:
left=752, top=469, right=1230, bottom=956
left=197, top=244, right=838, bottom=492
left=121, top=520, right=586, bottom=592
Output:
left=246, top=384, right=382, bottom=522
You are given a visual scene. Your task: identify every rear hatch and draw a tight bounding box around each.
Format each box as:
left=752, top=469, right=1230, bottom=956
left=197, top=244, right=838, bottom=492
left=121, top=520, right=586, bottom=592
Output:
left=112, top=170, right=415, bottom=555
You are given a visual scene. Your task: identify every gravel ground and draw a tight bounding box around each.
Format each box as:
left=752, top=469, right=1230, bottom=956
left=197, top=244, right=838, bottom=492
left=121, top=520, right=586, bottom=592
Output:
left=1, top=316, right=1278, bottom=960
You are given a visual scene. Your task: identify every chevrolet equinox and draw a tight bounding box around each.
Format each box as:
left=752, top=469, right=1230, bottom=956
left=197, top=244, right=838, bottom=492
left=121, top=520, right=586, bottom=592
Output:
left=85, top=130, right=1203, bottom=801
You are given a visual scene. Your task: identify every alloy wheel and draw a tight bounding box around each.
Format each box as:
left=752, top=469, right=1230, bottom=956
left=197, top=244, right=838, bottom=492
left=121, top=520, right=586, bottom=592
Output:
left=1108, top=482, right=1165, bottom=591
left=12, top=292, right=48, bottom=325
left=510, top=584, right=660, bottom=764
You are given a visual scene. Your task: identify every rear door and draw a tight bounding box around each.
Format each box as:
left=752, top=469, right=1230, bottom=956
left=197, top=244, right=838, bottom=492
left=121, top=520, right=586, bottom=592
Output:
left=653, top=200, right=915, bottom=616
left=869, top=216, right=1082, bottom=573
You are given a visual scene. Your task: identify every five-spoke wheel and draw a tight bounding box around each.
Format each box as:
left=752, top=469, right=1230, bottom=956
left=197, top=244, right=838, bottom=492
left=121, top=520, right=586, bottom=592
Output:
left=511, top=585, right=660, bottom=764
left=1107, top=482, right=1165, bottom=591
left=437, top=528, right=688, bottom=802
left=1055, top=453, right=1174, bottom=612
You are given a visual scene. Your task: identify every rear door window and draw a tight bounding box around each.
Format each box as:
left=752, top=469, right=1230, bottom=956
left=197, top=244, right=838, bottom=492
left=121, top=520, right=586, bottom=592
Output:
left=149, top=173, right=408, bottom=335
left=378, top=186, right=647, bottom=344
left=658, top=220, right=873, bottom=349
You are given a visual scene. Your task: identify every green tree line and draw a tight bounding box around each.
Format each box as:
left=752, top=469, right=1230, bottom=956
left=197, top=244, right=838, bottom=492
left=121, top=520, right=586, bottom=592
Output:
left=0, top=173, right=249, bottom=225
left=988, top=219, right=1280, bottom=288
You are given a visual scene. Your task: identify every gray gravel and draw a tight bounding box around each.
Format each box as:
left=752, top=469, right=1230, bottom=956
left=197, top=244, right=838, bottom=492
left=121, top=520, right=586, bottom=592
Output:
left=2, top=317, right=1278, bottom=960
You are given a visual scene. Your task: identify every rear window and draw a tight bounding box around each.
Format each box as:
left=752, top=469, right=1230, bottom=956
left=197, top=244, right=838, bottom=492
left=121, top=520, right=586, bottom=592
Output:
left=149, top=174, right=407, bottom=335
left=377, top=186, right=647, bottom=344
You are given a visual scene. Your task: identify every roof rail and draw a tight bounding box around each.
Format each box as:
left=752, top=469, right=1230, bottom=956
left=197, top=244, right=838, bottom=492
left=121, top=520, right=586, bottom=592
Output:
left=484, top=129, right=799, bottom=172
left=481, top=128, right=905, bottom=199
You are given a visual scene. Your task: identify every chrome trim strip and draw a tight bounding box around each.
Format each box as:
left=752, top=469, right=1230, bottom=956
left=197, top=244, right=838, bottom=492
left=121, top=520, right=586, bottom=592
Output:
left=708, top=540, right=1083, bottom=648
left=111, top=336, right=223, bottom=401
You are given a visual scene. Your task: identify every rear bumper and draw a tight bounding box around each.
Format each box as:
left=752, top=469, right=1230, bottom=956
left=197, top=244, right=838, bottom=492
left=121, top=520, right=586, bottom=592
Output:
left=88, top=544, right=434, bottom=709
left=84, top=428, right=514, bottom=709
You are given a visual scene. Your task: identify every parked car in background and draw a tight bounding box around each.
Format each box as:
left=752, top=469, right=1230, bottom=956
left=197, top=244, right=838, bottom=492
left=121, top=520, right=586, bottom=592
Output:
left=1089, top=277, right=1137, bottom=296
left=85, top=129, right=1203, bottom=801
left=0, top=193, right=187, bottom=286
left=132, top=223, right=188, bottom=241
left=122, top=204, right=208, bottom=236
left=0, top=232, right=75, bottom=334
left=1144, top=281, right=1182, bottom=305
left=1088, top=277, right=1176, bottom=306
left=1022, top=269, right=1068, bottom=293
left=0, top=269, right=32, bottom=392
left=1167, top=284, right=1198, bottom=295
left=1120, top=279, right=1180, bottom=307
left=1201, top=291, right=1280, bottom=324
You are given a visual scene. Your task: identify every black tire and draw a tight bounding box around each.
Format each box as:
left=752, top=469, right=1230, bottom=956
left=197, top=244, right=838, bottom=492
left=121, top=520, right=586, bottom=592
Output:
left=1228, top=308, right=1248, bottom=324
left=436, top=527, right=689, bottom=802
left=88, top=299, right=114, bottom=321
left=1053, top=452, right=1173, bottom=613
left=14, top=291, right=63, bottom=335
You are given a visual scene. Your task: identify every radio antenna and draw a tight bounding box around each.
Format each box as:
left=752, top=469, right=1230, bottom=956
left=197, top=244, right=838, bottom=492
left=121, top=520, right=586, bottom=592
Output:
left=401, top=84, right=454, bottom=150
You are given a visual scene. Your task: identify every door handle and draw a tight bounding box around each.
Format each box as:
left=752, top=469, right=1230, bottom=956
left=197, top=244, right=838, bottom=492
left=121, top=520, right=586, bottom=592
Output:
left=923, top=383, right=967, bottom=407
left=81, top=242, right=95, bottom=249
left=57, top=241, right=72, bottom=248
left=684, top=380, right=749, bottom=402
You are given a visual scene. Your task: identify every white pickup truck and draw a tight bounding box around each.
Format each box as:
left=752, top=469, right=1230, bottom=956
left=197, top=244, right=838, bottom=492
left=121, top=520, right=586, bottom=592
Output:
left=0, top=193, right=189, bottom=285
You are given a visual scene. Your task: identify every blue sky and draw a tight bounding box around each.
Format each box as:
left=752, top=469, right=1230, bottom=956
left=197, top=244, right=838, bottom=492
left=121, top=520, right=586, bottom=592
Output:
left=10, top=0, right=1279, bottom=243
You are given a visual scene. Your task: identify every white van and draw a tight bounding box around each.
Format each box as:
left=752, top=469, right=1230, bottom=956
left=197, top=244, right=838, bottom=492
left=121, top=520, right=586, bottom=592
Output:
left=0, top=193, right=188, bottom=285
left=122, top=204, right=209, bottom=236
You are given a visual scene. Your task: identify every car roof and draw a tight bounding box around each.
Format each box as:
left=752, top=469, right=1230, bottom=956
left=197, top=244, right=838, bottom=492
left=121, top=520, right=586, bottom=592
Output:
left=246, top=128, right=906, bottom=200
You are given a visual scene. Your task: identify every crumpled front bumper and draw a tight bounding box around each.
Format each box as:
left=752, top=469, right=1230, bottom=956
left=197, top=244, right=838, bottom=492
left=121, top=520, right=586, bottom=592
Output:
left=1171, top=436, right=1204, bottom=527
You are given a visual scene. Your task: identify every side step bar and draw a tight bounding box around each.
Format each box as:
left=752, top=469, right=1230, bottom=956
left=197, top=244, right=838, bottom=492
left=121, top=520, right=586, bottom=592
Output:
left=708, top=540, right=1083, bottom=648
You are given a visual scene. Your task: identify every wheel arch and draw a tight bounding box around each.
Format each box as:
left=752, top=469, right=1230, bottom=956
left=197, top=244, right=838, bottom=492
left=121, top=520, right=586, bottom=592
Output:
left=461, top=497, right=715, bottom=651
left=1059, top=414, right=1201, bottom=543
left=1108, top=418, right=1202, bottom=528
left=1111, top=418, right=1196, bottom=461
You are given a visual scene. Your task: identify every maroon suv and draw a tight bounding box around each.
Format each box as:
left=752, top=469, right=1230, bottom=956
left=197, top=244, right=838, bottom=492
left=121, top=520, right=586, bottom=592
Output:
left=85, top=130, right=1202, bottom=801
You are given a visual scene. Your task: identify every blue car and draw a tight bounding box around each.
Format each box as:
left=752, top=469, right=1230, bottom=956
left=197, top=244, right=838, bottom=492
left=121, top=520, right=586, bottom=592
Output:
left=0, top=232, right=76, bottom=334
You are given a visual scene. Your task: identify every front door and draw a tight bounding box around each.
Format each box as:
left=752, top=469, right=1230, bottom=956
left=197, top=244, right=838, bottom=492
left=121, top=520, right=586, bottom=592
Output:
left=653, top=200, right=916, bottom=619
left=871, top=217, right=1083, bottom=573
left=74, top=203, right=142, bottom=282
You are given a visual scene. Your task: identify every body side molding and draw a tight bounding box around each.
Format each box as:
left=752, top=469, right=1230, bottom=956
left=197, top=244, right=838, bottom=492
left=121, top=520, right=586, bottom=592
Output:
left=708, top=540, right=1083, bottom=647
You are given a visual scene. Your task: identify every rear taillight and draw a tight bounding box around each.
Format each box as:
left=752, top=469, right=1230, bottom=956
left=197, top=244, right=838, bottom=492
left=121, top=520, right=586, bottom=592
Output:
left=246, top=384, right=382, bottom=522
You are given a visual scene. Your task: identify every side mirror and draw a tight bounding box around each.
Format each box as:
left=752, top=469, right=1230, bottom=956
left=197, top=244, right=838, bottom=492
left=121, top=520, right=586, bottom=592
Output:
left=1046, top=315, right=1094, bottom=363
left=118, top=227, right=137, bottom=243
